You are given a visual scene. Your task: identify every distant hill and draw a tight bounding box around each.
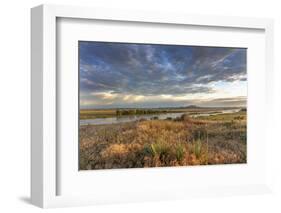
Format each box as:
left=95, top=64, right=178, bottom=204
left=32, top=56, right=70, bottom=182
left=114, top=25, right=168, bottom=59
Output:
left=184, top=105, right=201, bottom=109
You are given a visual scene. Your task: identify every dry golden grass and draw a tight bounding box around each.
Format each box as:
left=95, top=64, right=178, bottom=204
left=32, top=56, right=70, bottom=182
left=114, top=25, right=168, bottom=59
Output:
left=79, top=112, right=247, bottom=170
left=80, top=109, right=116, bottom=119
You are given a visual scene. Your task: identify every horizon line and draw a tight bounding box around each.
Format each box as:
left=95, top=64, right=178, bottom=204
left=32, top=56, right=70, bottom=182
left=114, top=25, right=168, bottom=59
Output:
left=80, top=105, right=246, bottom=110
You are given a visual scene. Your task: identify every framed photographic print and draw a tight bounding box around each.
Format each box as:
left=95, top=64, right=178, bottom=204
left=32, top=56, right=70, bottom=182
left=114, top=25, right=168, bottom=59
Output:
left=78, top=41, right=247, bottom=170
left=31, top=4, right=274, bottom=208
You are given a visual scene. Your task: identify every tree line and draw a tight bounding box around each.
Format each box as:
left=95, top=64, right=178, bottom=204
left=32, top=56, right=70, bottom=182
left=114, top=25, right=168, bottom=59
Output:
left=116, top=109, right=168, bottom=116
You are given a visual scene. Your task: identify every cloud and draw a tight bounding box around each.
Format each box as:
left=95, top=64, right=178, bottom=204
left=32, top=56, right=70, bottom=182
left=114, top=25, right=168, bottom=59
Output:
left=196, top=96, right=247, bottom=107
left=79, top=41, right=247, bottom=108
left=80, top=93, right=246, bottom=109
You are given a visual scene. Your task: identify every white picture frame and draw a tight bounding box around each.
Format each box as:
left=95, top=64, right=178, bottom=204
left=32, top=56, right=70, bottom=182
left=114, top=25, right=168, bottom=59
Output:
left=31, top=4, right=274, bottom=208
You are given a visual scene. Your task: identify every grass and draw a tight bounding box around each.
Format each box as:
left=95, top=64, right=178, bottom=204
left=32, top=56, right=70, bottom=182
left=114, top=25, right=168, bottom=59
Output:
left=80, top=109, right=116, bottom=119
left=79, top=111, right=247, bottom=170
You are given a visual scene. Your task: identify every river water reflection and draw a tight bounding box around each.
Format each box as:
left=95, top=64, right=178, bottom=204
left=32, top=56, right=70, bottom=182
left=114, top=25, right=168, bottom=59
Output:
left=80, top=109, right=240, bottom=126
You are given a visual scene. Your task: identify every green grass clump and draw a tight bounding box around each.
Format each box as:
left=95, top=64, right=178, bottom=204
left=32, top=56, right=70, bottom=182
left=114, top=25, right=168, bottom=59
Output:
left=151, top=142, right=169, bottom=158
left=194, top=139, right=202, bottom=159
left=175, top=144, right=185, bottom=162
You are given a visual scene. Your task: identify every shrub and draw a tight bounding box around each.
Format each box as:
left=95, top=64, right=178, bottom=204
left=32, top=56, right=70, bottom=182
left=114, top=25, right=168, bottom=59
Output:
left=142, top=144, right=153, bottom=156
left=139, top=118, right=147, bottom=122
left=194, top=139, right=202, bottom=159
left=150, top=142, right=169, bottom=159
left=224, top=122, right=233, bottom=128
left=175, top=144, right=185, bottom=162
left=240, top=132, right=247, bottom=143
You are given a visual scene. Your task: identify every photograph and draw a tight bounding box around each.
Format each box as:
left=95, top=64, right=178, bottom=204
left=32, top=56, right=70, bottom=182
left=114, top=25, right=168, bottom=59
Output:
left=79, top=41, right=247, bottom=170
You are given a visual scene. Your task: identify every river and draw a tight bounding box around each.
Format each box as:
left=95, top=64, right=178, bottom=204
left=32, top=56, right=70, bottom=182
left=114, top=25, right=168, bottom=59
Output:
left=80, top=109, right=240, bottom=126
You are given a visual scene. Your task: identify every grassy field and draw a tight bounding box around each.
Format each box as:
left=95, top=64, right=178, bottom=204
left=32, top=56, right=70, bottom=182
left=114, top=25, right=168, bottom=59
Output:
left=79, top=110, right=247, bottom=170
left=80, top=109, right=117, bottom=119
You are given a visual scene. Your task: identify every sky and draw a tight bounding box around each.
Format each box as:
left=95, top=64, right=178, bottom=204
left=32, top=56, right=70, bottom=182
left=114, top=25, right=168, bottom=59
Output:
left=79, top=41, right=247, bottom=109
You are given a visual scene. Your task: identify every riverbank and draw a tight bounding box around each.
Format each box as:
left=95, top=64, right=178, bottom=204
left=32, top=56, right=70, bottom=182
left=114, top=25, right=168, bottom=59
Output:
left=80, top=108, right=241, bottom=125
left=80, top=107, right=242, bottom=120
left=79, top=111, right=247, bottom=170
